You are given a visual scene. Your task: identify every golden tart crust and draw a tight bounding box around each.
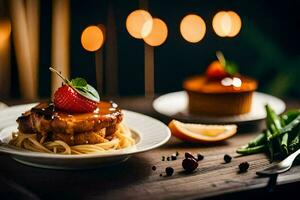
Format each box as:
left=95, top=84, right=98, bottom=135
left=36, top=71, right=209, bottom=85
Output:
left=183, top=75, right=258, bottom=116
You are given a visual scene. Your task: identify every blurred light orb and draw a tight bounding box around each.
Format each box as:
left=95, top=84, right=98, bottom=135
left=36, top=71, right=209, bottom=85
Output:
left=212, top=11, right=242, bottom=37
left=144, top=18, right=168, bottom=47
left=81, top=25, right=104, bottom=52
left=126, top=10, right=153, bottom=39
left=227, top=11, right=242, bottom=37
left=180, top=14, right=206, bottom=43
left=0, top=20, right=11, bottom=44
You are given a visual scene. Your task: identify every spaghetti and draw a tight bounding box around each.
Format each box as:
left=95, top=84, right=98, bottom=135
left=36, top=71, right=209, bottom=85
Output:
left=9, top=123, right=135, bottom=155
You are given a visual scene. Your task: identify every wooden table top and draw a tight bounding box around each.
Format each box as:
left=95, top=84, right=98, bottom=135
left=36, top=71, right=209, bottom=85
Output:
left=0, top=97, right=300, bottom=200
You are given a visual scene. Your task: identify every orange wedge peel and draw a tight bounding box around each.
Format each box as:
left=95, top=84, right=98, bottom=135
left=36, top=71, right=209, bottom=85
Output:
left=168, top=120, right=237, bottom=143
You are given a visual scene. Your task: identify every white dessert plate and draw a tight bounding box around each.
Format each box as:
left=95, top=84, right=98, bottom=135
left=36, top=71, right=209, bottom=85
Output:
left=153, top=91, right=286, bottom=123
left=0, top=102, right=8, bottom=110
left=0, top=103, right=171, bottom=169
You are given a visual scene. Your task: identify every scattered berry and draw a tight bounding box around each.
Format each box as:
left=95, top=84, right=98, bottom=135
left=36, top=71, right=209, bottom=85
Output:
left=162, top=156, right=165, bottom=161
left=167, top=157, right=170, bottom=161
left=185, top=152, right=196, bottom=160
left=159, top=174, right=162, bottom=177
left=165, top=167, right=174, bottom=176
left=182, top=157, right=198, bottom=173
left=176, top=151, right=179, bottom=156
left=171, top=154, right=177, bottom=161
left=197, top=154, right=204, bottom=161
left=54, top=85, right=98, bottom=113
left=239, top=162, right=249, bottom=173
left=152, top=166, right=156, bottom=171
left=224, top=154, right=232, bottom=163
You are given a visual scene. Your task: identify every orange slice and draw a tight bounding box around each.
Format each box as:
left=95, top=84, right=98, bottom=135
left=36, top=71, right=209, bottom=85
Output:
left=168, top=120, right=237, bottom=143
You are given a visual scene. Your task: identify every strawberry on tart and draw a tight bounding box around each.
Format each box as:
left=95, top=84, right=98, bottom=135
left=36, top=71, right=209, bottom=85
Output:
left=183, top=52, right=258, bottom=116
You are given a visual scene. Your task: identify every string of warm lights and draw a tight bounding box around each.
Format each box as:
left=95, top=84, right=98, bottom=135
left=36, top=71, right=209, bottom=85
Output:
left=124, top=9, right=241, bottom=44
left=80, top=10, right=242, bottom=49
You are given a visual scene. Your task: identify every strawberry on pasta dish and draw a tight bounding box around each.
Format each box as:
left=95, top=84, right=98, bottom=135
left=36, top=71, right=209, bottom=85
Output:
left=9, top=68, right=135, bottom=154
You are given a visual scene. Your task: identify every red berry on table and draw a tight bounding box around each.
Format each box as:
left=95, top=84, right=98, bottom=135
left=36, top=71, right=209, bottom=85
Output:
left=182, top=157, right=198, bottom=173
left=54, top=85, right=98, bottom=113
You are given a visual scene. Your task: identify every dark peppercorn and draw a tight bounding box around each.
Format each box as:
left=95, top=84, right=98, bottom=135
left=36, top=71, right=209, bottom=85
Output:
left=167, top=156, right=170, bottom=161
left=159, top=174, right=162, bottom=177
left=185, top=152, right=196, bottom=160
left=152, top=166, right=156, bottom=171
left=239, top=162, right=249, bottom=172
left=165, top=167, right=174, bottom=176
left=224, top=154, right=232, bottom=163
left=176, top=151, right=179, bottom=156
left=171, top=154, right=177, bottom=160
left=197, top=154, right=204, bottom=161
left=182, top=157, right=198, bottom=173
left=162, top=156, right=165, bottom=161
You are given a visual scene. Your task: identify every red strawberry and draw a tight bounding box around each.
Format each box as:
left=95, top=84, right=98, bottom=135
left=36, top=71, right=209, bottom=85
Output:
left=206, top=60, right=228, bottom=80
left=54, top=85, right=98, bottom=113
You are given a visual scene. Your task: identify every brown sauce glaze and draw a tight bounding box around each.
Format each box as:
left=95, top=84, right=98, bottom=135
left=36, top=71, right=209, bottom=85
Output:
left=18, top=101, right=123, bottom=135
left=54, top=101, right=122, bottom=121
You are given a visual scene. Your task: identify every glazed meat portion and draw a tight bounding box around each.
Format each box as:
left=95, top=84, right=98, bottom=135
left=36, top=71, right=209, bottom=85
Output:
left=17, top=102, right=123, bottom=136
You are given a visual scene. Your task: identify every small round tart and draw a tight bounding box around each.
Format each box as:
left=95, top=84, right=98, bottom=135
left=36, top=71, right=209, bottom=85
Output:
left=183, top=75, right=258, bottom=116
left=183, top=75, right=257, bottom=94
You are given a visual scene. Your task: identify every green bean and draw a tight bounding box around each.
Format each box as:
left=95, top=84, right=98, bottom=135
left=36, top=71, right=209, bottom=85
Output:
left=248, top=132, right=266, bottom=147
left=281, top=133, right=289, bottom=156
left=265, top=104, right=282, bottom=132
left=237, top=105, right=300, bottom=161
left=281, top=110, right=300, bottom=125
left=265, top=104, right=284, bottom=156
left=236, top=145, right=266, bottom=155
left=268, top=115, right=300, bottom=140
left=289, top=129, right=300, bottom=152
left=266, top=129, right=274, bottom=161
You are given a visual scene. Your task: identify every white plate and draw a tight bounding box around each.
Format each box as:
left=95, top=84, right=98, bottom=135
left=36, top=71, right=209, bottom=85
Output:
left=0, top=103, right=171, bottom=169
left=153, top=91, right=286, bottom=123
left=0, top=102, right=8, bottom=110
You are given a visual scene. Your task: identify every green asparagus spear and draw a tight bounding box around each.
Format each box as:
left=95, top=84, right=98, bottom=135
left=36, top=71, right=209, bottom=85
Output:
left=268, top=115, right=300, bottom=140
left=265, top=104, right=286, bottom=156
left=236, top=145, right=266, bottom=155
left=266, top=129, right=274, bottom=161
left=281, top=133, right=289, bottom=156
left=265, top=104, right=282, bottom=132
left=289, top=129, right=300, bottom=152
left=248, top=132, right=266, bottom=147
left=237, top=105, right=300, bottom=161
left=282, top=110, right=300, bottom=125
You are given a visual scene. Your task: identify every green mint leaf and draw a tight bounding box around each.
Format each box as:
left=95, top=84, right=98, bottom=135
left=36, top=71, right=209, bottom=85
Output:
left=86, top=84, right=100, bottom=100
left=225, top=61, right=238, bottom=76
left=73, top=84, right=100, bottom=102
left=69, top=77, right=100, bottom=102
left=70, top=78, right=87, bottom=87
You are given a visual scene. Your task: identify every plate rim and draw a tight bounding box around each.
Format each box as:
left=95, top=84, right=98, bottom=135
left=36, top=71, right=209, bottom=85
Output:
left=0, top=104, right=171, bottom=159
left=153, top=91, right=286, bottom=123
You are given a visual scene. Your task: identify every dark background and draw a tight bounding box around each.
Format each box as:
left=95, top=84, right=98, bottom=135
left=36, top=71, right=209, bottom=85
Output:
left=8, top=0, right=300, bottom=98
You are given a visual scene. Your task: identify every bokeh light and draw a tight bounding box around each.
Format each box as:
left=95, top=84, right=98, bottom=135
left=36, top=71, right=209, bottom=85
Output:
left=227, top=11, right=242, bottom=37
left=126, top=10, right=153, bottom=39
left=0, top=20, right=11, bottom=45
left=212, top=11, right=242, bottom=37
left=180, top=14, right=206, bottom=43
left=144, top=18, right=168, bottom=47
left=81, top=25, right=104, bottom=52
